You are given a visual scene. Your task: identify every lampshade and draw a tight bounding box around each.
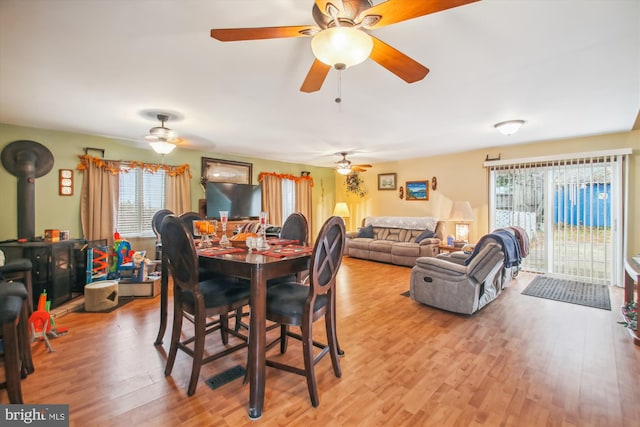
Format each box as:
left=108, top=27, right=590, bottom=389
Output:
left=448, top=201, right=474, bottom=222
left=449, top=201, right=474, bottom=242
left=494, top=120, right=525, bottom=136
left=311, top=27, right=373, bottom=69
left=149, top=141, right=176, bottom=154
left=333, top=202, right=351, bottom=218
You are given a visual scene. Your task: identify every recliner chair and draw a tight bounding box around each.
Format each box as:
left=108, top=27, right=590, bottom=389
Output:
left=409, top=242, right=505, bottom=314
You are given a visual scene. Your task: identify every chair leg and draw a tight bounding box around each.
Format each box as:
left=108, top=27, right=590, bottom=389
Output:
left=164, top=301, right=183, bottom=377
left=188, top=309, right=206, bottom=396
left=325, top=305, right=342, bottom=378
left=18, top=301, right=34, bottom=375
left=220, top=314, right=229, bottom=345
left=301, top=321, right=320, bottom=407
left=2, top=320, right=23, bottom=404
left=279, top=324, right=289, bottom=354
left=23, top=270, right=34, bottom=315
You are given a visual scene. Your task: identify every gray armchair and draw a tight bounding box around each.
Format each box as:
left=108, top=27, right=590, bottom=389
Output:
left=409, top=242, right=505, bottom=314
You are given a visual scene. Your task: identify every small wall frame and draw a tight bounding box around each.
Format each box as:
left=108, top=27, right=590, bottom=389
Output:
left=59, top=169, right=74, bottom=196
left=405, top=180, right=429, bottom=201
left=377, top=173, right=397, bottom=190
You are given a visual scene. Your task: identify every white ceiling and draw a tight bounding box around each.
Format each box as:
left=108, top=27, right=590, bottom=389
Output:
left=1, top=0, right=638, bottom=168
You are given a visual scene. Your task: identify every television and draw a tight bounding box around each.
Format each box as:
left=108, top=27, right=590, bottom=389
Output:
left=205, top=182, right=262, bottom=220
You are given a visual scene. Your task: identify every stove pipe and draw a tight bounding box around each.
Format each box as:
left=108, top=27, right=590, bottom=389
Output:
left=1, top=140, right=54, bottom=240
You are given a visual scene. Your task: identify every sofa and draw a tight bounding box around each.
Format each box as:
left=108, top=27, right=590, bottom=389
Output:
left=409, top=242, right=506, bottom=314
left=345, top=217, right=444, bottom=267
left=409, top=226, right=530, bottom=314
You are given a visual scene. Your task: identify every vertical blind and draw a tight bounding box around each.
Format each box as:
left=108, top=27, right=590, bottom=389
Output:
left=487, top=149, right=629, bottom=285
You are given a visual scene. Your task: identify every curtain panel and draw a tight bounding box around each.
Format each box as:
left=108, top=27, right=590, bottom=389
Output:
left=78, top=157, right=119, bottom=244
left=260, top=174, right=283, bottom=226
left=259, top=172, right=314, bottom=228
left=77, top=155, right=191, bottom=243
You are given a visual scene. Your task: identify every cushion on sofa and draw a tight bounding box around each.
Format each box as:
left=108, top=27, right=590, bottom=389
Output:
left=369, top=240, right=394, bottom=253
left=357, top=224, right=374, bottom=238
left=415, top=229, right=436, bottom=243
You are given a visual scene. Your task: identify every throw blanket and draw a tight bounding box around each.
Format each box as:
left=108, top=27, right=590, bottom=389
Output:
left=364, top=216, right=438, bottom=231
left=466, top=229, right=522, bottom=268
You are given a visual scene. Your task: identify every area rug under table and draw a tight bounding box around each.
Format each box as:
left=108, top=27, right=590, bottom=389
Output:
left=522, top=276, right=611, bottom=310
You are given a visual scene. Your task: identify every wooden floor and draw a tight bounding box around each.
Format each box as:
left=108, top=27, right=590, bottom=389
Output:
left=4, top=257, right=639, bottom=426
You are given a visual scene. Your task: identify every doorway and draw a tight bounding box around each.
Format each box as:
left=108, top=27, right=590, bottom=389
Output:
left=487, top=150, right=629, bottom=286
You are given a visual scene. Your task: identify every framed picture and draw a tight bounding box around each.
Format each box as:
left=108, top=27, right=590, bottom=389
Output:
left=201, top=157, right=252, bottom=185
left=405, top=180, right=429, bottom=201
left=377, top=173, right=397, bottom=190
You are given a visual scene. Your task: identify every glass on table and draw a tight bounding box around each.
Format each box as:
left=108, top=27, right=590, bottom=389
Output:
left=246, top=236, right=256, bottom=252
left=258, top=212, right=269, bottom=249
left=219, top=211, right=230, bottom=247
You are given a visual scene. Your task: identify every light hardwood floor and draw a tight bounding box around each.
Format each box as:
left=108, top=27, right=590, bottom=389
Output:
left=4, top=257, right=640, bottom=426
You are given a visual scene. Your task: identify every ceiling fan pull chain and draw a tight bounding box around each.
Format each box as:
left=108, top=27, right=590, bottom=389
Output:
left=335, top=68, right=342, bottom=110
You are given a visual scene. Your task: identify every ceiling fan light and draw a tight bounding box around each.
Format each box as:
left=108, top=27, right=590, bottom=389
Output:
left=337, top=165, right=352, bottom=175
left=494, top=120, right=525, bottom=136
left=150, top=140, right=176, bottom=154
left=311, top=27, right=373, bottom=68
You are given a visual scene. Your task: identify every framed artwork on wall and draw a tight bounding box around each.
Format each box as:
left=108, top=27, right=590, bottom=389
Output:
left=378, top=173, right=397, bottom=190
left=405, top=180, right=429, bottom=201
left=201, top=157, right=252, bottom=185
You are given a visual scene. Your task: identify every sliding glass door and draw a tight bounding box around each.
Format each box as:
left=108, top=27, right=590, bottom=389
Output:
left=487, top=150, right=629, bottom=286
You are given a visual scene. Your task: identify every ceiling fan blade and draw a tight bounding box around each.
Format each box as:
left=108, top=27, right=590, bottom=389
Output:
left=369, top=36, right=429, bottom=83
left=359, top=0, right=480, bottom=29
left=352, top=166, right=370, bottom=172
left=314, top=0, right=343, bottom=17
left=300, top=59, right=331, bottom=93
left=354, top=164, right=373, bottom=168
left=210, top=25, right=317, bottom=41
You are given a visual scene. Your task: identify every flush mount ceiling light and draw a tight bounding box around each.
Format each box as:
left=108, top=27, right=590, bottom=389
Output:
left=494, top=120, right=525, bottom=136
left=145, top=114, right=177, bottom=154
left=311, top=26, right=374, bottom=70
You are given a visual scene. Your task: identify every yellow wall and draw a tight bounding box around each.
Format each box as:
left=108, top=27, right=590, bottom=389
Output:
left=3, top=121, right=638, bottom=256
left=336, top=130, right=640, bottom=255
left=0, top=123, right=336, bottom=241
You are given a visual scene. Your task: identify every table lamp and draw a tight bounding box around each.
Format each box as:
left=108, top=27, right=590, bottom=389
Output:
left=333, top=202, right=351, bottom=229
left=448, top=201, right=474, bottom=243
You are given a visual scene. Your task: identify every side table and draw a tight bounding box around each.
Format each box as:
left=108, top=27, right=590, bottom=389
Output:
left=438, top=244, right=464, bottom=254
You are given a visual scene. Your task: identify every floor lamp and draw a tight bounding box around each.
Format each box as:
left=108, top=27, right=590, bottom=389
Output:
left=448, top=201, right=474, bottom=243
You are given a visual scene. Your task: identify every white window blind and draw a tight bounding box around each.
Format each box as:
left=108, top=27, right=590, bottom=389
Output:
left=117, top=167, right=165, bottom=237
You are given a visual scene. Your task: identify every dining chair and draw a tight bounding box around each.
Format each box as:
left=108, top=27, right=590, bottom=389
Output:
left=161, top=215, right=251, bottom=396
left=264, top=215, right=345, bottom=407
left=152, top=209, right=173, bottom=260
left=280, top=212, right=308, bottom=245
left=267, top=212, right=309, bottom=286
left=0, top=280, right=33, bottom=403
left=179, top=211, right=203, bottom=238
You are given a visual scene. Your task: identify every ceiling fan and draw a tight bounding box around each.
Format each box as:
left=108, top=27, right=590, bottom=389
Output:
left=336, top=152, right=372, bottom=175
left=145, top=114, right=179, bottom=154
left=210, top=0, right=480, bottom=93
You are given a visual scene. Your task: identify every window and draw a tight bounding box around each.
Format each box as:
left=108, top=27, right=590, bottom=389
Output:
left=117, top=167, right=165, bottom=237
left=282, top=178, right=295, bottom=223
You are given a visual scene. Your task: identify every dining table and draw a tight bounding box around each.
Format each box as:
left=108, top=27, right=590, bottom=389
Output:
left=154, top=240, right=311, bottom=420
